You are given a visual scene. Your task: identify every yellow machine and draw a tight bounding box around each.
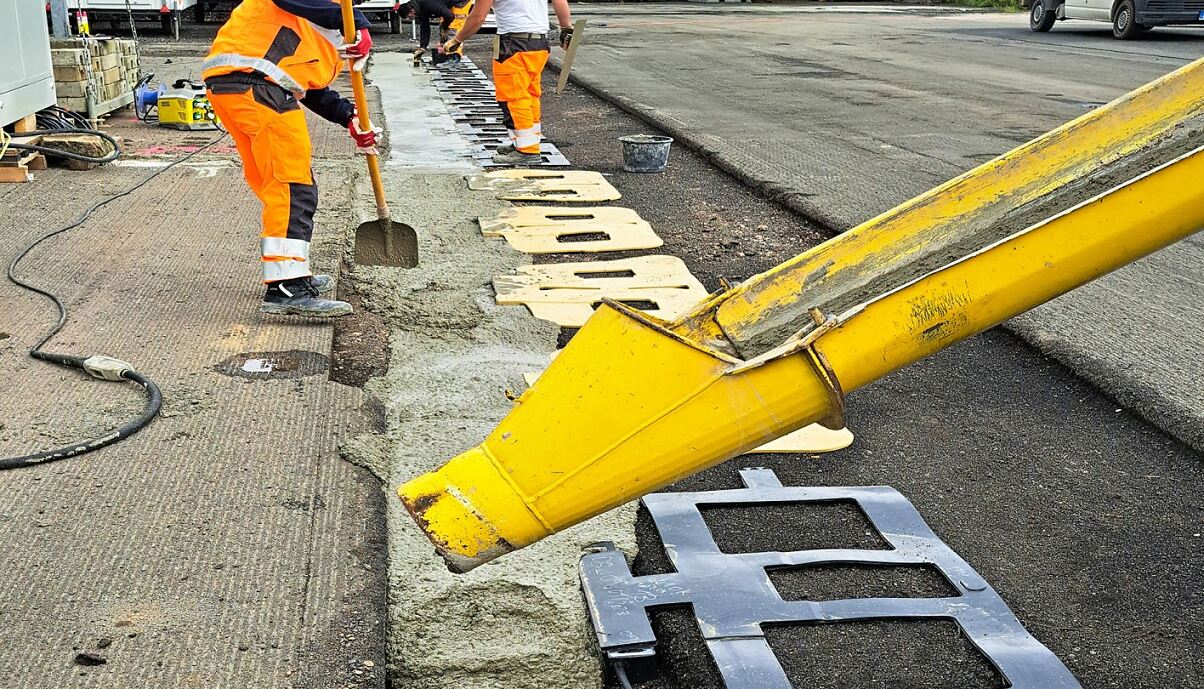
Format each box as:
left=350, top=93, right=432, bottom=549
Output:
left=399, top=57, right=1204, bottom=573
left=134, top=76, right=219, bottom=131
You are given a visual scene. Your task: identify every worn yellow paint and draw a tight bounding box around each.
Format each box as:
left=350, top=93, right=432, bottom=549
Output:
left=479, top=206, right=662, bottom=254
left=492, top=255, right=709, bottom=327
left=466, top=170, right=621, bottom=202
left=522, top=349, right=852, bottom=452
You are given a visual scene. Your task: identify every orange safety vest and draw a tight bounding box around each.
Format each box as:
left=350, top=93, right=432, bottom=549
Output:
left=201, top=0, right=345, bottom=94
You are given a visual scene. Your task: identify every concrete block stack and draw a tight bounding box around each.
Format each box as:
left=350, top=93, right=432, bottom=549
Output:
left=49, top=38, right=140, bottom=116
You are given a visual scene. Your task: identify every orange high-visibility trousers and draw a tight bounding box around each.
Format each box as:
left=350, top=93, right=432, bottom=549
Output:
left=494, top=34, right=550, bottom=154
left=207, top=81, right=317, bottom=283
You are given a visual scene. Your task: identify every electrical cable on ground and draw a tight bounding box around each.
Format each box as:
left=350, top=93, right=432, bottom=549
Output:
left=614, top=662, right=635, bottom=689
left=0, top=131, right=227, bottom=470
left=4, top=128, right=121, bottom=165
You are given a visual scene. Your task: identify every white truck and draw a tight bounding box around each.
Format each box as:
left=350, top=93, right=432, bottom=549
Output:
left=1029, top=0, right=1204, bottom=38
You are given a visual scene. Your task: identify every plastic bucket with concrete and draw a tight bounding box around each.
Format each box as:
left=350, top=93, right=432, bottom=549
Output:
left=619, top=134, right=673, bottom=173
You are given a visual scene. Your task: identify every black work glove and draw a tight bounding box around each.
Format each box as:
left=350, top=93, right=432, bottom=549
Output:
left=559, top=25, right=573, bottom=50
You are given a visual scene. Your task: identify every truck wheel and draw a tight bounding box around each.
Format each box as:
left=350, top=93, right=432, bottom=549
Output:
left=1112, top=0, right=1142, bottom=39
left=1030, top=0, right=1057, bottom=32
left=390, top=11, right=402, bottom=34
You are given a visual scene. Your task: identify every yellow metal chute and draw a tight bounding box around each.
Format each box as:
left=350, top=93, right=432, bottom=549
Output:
left=400, top=58, right=1204, bottom=572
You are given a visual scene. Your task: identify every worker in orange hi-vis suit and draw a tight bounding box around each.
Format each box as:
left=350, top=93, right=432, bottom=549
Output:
left=201, top=0, right=381, bottom=318
left=441, top=0, right=573, bottom=166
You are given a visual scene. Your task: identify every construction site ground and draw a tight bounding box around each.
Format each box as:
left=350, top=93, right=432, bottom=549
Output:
left=0, top=7, right=1200, bottom=689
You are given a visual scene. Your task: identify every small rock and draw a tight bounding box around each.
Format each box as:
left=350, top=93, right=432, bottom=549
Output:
left=238, top=645, right=250, bottom=652
left=96, top=638, right=112, bottom=649
left=362, top=660, right=374, bottom=668
left=73, top=652, right=106, bottom=667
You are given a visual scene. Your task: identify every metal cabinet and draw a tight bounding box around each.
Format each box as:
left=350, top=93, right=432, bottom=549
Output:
left=0, top=1, right=57, bottom=128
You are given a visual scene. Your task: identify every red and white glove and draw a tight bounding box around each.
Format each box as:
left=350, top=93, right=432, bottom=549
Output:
left=348, top=112, right=383, bottom=155
left=340, top=28, right=373, bottom=72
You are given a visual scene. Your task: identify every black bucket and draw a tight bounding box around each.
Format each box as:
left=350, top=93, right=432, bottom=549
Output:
left=619, top=134, right=673, bottom=173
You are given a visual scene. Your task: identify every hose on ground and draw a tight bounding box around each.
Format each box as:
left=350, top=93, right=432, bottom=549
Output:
left=4, top=127, right=122, bottom=165
left=0, top=133, right=227, bottom=470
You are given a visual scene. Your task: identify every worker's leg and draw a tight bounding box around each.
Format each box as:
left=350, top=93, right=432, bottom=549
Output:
left=526, top=48, right=548, bottom=145
left=494, top=36, right=549, bottom=155
left=206, top=83, right=349, bottom=316
left=208, top=87, right=263, bottom=199
left=418, top=10, right=432, bottom=48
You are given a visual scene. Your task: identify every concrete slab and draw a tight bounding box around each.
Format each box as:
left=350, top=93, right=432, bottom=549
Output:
left=0, top=57, right=385, bottom=689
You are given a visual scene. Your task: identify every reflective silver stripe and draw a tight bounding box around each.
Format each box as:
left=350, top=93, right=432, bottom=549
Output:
left=262, top=236, right=311, bottom=261
left=306, top=20, right=345, bottom=51
left=202, top=54, right=306, bottom=94
left=515, top=126, right=540, bottom=149
left=263, top=258, right=311, bottom=282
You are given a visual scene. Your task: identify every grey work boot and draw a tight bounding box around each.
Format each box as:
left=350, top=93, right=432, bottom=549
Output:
left=491, top=149, right=542, bottom=166
left=261, top=277, right=353, bottom=318
left=309, top=274, right=335, bottom=294
left=495, top=142, right=516, bottom=154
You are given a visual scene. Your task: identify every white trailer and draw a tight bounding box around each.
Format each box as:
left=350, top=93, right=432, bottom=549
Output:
left=358, top=0, right=407, bottom=34
left=76, top=0, right=198, bottom=40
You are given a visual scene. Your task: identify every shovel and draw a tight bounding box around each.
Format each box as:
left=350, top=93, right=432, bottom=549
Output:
left=341, top=0, right=418, bottom=268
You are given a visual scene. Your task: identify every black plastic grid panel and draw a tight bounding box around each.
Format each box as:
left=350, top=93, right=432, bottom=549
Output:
left=425, top=57, right=571, bottom=167
left=579, top=468, right=1081, bottom=689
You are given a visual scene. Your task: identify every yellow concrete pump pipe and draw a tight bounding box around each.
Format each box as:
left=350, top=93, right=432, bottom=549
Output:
left=400, top=58, right=1204, bottom=573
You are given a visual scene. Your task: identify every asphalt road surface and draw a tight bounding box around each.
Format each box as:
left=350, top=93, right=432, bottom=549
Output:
left=561, top=3, right=1204, bottom=455
left=476, top=21, right=1204, bottom=689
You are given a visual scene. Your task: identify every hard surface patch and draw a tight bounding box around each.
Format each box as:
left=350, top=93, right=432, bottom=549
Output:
left=701, top=500, right=887, bottom=554
left=764, top=620, right=1004, bottom=689
left=768, top=562, right=959, bottom=601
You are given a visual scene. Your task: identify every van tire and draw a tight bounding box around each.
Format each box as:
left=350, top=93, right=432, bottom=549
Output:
left=1113, top=0, right=1142, bottom=39
left=1030, top=0, right=1057, bottom=31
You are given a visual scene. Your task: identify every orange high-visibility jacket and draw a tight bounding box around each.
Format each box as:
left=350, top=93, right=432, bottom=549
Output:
left=202, top=0, right=366, bottom=94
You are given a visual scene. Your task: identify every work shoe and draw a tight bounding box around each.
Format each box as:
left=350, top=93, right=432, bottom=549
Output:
left=309, top=274, right=335, bottom=294
left=261, top=277, right=353, bottom=318
left=495, top=142, right=516, bottom=154
left=491, top=149, right=542, bottom=166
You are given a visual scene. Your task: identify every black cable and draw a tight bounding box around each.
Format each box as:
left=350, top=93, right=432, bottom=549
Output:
left=0, top=133, right=227, bottom=470
left=6, top=128, right=122, bottom=165
left=614, top=662, right=635, bottom=689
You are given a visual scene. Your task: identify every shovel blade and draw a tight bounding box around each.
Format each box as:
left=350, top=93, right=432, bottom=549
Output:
left=354, top=219, right=418, bottom=268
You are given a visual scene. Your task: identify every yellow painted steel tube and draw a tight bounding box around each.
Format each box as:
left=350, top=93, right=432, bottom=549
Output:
left=402, top=146, right=1204, bottom=571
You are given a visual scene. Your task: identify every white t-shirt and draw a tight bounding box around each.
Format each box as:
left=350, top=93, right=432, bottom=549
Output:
left=493, top=0, right=550, bottom=35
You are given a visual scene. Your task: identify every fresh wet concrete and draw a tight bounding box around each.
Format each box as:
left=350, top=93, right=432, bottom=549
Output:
left=345, top=53, right=635, bottom=689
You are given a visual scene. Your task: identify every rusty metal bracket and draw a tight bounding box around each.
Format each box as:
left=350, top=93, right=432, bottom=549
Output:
left=579, top=468, right=1081, bottom=689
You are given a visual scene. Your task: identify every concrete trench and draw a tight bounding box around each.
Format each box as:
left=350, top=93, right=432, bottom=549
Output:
left=342, top=53, right=635, bottom=688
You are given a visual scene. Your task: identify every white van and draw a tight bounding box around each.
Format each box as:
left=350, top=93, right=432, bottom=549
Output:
left=1029, top=0, right=1204, bottom=39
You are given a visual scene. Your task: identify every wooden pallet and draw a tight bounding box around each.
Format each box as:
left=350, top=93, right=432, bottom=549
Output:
left=0, top=131, right=48, bottom=183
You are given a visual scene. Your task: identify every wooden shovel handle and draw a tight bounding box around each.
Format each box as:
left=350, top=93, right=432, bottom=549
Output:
left=340, top=0, right=390, bottom=221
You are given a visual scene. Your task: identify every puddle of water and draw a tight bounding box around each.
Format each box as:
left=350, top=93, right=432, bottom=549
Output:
left=370, top=53, right=480, bottom=173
